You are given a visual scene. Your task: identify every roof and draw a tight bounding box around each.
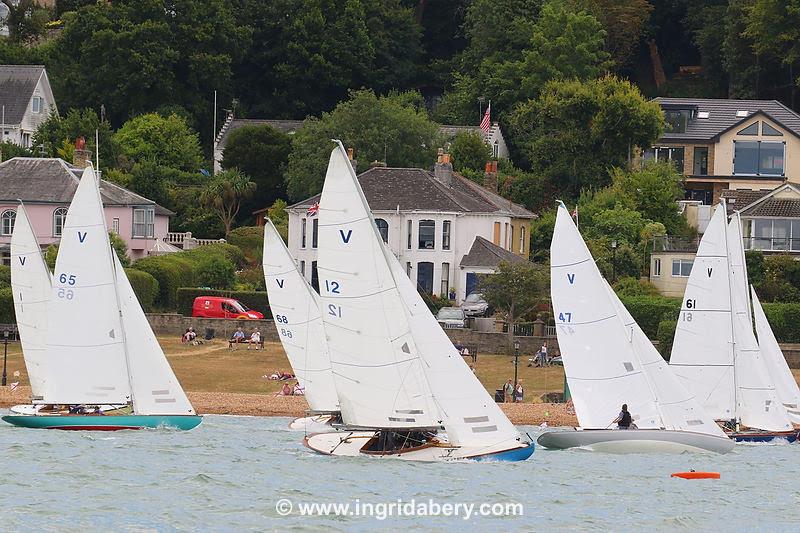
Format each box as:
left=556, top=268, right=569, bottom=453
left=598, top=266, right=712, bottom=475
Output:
left=287, top=166, right=534, bottom=218
left=654, top=98, right=800, bottom=142
left=0, top=65, right=45, bottom=124
left=722, top=183, right=800, bottom=218
left=216, top=118, right=304, bottom=153
left=459, top=236, right=528, bottom=268
left=0, top=157, right=174, bottom=215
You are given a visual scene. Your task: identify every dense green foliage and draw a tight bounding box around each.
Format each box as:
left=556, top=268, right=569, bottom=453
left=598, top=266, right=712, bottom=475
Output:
left=176, top=288, right=271, bottom=318
left=618, top=295, right=681, bottom=339
left=226, top=226, right=264, bottom=264
left=0, top=288, right=13, bottom=324
left=124, top=268, right=160, bottom=312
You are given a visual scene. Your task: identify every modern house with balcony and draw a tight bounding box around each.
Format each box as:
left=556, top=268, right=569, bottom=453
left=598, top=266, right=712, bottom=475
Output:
left=279, top=156, right=534, bottom=303
left=648, top=98, right=800, bottom=206
left=722, top=183, right=800, bottom=253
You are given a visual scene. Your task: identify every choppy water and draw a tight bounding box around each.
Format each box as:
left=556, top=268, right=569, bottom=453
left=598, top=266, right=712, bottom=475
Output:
left=1, top=413, right=798, bottom=532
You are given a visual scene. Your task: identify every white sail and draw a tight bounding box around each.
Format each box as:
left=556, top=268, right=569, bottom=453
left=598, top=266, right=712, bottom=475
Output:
left=551, top=204, right=723, bottom=436
left=317, top=143, right=439, bottom=429
left=114, top=252, right=194, bottom=415
left=726, top=215, right=792, bottom=431
left=262, top=219, right=339, bottom=413
left=752, top=286, right=800, bottom=423
left=10, top=204, right=51, bottom=399
left=669, top=204, right=736, bottom=420
left=41, top=166, right=132, bottom=404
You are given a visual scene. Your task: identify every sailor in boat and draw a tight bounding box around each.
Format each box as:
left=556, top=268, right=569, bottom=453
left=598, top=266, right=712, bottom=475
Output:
left=612, top=404, right=636, bottom=430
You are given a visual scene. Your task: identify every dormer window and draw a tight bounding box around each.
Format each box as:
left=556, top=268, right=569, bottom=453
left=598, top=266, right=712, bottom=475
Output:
left=31, top=96, right=42, bottom=114
left=664, top=109, right=692, bottom=133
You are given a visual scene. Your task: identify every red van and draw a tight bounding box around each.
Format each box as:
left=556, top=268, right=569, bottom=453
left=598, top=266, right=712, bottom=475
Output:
left=191, top=296, right=264, bottom=320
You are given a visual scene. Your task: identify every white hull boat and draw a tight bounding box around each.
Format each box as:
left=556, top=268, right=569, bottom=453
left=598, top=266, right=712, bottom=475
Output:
left=305, top=431, right=535, bottom=462
left=537, top=428, right=734, bottom=454
left=288, top=414, right=336, bottom=432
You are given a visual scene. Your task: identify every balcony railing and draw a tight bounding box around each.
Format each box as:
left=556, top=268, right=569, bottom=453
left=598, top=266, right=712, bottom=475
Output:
left=652, top=235, right=699, bottom=253
left=743, top=237, right=800, bottom=253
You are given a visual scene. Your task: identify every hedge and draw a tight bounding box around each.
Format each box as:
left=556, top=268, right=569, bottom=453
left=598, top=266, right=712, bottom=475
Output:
left=0, top=265, right=10, bottom=288
left=177, top=288, right=271, bottom=318
left=0, top=287, right=13, bottom=323
left=124, top=268, right=160, bottom=312
left=656, top=319, right=677, bottom=359
left=762, top=302, right=800, bottom=343
left=619, top=296, right=681, bottom=339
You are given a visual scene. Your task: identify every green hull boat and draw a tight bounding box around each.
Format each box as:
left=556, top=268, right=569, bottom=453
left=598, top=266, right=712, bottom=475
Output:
left=1, top=414, right=202, bottom=431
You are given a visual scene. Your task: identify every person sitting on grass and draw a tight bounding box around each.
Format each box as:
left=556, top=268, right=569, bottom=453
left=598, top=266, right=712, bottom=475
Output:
left=230, top=327, right=246, bottom=349
left=279, top=382, right=293, bottom=396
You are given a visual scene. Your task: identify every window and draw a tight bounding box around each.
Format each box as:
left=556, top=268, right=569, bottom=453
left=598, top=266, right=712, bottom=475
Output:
left=645, top=146, right=684, bottom=171
left=671, top=259, right=693, bottom=277
left=737, top=122, right=758, bottom=135
left=734, top=141, right=784, bottom=176
left=375, top=218, right=389, bottom=243
left=510, top=226, right=515, bottom=252
left=693, top=147, right=708, bottom=175
left=664, top=109, right=691, bottom=133
left=311, top=261, right=319, bottom=293
left=442, top=220, right=451, bottom=250
left=493, top=222, right=501, bottom=245
left=301, top=218, right=307, bottom=248
left=52, top=207, right=68, bottom=237
left=504, top=223, right=510, bottom=249
left=418, top=220, right=435, bottom=249
left=417, top=262, right=434, bottom=294
left=132, top=208, right=155, bottom=238
left=519, top=226, right=526, bottom=254
left=300, top=260, right=305, bottom=276
left=749, top=219, right=800, bottom=251
left=112, top=218, right=120, bottom=234
left=312, top=218, right=318, bottom=248
left=21, top=133, right=30, bottom=147
left=440, top=262, right=450, bottom=295
left=1, top=210, right=15, bottom=236
left=407, top=220, right=412, bottom=249
left=32, top=96, right=42, bottom=114
left=762, top=122, right=783, bottom=136
left=653, top=258, right=661, bottom=277
left=406, top=262, right=412, bottom=277
left=492, top=141, right=499, bottom=158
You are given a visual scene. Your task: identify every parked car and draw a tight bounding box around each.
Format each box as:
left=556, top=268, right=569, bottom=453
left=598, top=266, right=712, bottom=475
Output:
left=436, top=307, right=466, bottom=329
left=461, top=292, right=490, bottom=317
left=191, top=296, right=264, bottom=320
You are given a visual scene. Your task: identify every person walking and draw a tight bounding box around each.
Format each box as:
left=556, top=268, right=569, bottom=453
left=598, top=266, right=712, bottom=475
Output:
left=503, top=378, right=514, bottom=403
left=514, top=380, right=524, bottom=403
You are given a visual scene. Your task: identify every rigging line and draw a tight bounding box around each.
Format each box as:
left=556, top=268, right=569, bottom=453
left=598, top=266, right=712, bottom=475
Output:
left=317, top=215, right=369, bottom=228
left=56, top=281, right=116, bottom=289
left=331, top=356, right=421, bottom=368
left=64, top=222, right=106, bottom=229
left=48, top=340, right=124, bottom=348
left=551, top=257, right=591, bottom=269
left=558, top=314, right=616, bottom=326
left=320, top=287, right=396, bottom=300
left=568, top=371, right=646, bottom=382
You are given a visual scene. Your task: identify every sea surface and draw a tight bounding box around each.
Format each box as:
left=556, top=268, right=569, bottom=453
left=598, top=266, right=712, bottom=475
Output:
left=1, top=413, right=798, bottom=532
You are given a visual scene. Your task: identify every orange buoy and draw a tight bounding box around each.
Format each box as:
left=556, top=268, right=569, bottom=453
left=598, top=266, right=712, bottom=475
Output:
left=671, top=471, right=720, bottom=479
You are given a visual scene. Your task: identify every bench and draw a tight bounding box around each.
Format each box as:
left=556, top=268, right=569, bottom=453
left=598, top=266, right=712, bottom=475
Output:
left=228, top=338, right=265, bottom=350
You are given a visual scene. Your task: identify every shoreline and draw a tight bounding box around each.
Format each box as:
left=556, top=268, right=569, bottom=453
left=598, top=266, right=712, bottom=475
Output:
left=0, top=387, right=578, bottom=426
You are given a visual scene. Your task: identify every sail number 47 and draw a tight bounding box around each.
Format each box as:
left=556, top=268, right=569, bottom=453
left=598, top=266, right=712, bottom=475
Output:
left=558, top=312, right=572, bottom=323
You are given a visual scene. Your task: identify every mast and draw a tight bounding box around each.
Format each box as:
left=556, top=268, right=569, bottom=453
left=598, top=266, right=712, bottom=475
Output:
left=722, top=202, right=739, bottom=427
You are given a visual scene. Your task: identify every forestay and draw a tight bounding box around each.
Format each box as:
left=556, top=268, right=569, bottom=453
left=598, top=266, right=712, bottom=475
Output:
left=726, top=215, right=791, bottom=431
left=262, top=220, right=339, bottom=413
left=752, top=287, right=800, bottom=423
left=669, top=204, right=736, bottom=420
left=114, top=252, right=194, bottom=415
left=41, top=166, right=131, bottom=405
left=317, top=143, right=439, bottom=429
left=551, top=204, right=722, bottom=435
left=11, top=204, right=51, bottom=400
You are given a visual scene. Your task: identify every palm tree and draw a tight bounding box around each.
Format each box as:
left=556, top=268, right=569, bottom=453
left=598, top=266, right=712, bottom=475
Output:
left=200, top=168, right=257, bottom=236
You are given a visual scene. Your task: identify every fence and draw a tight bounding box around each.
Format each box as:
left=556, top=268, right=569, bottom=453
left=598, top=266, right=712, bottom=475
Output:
left=164, top=232, right=226, bottom=251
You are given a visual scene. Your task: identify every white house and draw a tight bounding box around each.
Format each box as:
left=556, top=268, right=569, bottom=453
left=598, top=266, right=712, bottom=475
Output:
left=282, top=155, right=533, bottom=303
left=0, top=65, right=58, bottom=149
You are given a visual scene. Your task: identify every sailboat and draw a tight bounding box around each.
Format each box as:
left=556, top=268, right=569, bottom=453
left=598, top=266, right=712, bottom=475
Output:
left=751, top=287, right=800, bottom=424
left=303, top=142, right=534, bottom=461
left=2, top=165, right=201, bottom=430
left=8, top=203, right=52, bottom=415
left=669, top=203, right=796, bottom=442
left=262, top=219, right=342, bottom=432
left=537, top=203, right=733, bottom=453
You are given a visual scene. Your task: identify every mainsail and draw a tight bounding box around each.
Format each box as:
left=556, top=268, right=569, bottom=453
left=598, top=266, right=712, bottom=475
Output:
left=752, top=286, right=800, bottom=423
left=41, top=166, right=131, bottom=404
left=551, top=204, right=723, bottom=436
left=10, top=204, right=51, bottom=399
left=262, top=219, right=339, bottom=413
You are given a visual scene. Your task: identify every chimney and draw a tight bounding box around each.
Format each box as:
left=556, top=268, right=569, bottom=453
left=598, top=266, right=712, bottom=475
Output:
left=484, top=160, right=498, bottom=192
left=347, top=147, right=357, bottom=169
left=72, top=136, right=92, bottom=169
left=434, top=148, right=453, bottom=187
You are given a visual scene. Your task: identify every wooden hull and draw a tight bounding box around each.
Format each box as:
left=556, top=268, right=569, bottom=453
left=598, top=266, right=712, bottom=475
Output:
left=537, top=428, right=735, bottom=454
left=726, top=429, right=799, bottom=443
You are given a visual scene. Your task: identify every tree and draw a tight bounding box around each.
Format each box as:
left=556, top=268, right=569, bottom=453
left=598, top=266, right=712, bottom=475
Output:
left=507, top=76, right=663, bottom=196
left=109, top=231, right=130, bottom=267
left=113, top=113, right=203, bottom=171
left=267, top=199, right=289, bottom=243
left=32, top=108, right=116, bottom=165
left=201, top=168, right=257, bottom=236
left=449, top=131, right=491, bottom=173
left=2, top=0, right=51, bottom=43
left=221, top=125, right=292, bottom=221
left=285, top=90, right=439, bottom=200
left=578, top=0, right=653, bottom=68
left=609, top=162, right=687, bottom=235
left=480, top=261, right=548, bottom=348
left=0, top=141, right=33, bottom=162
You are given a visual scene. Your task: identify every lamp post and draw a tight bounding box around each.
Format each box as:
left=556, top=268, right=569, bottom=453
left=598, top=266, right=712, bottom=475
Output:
left=611, top=240, right=618, bottom=282
left=513, top=339, right=520, bottom=394
left=2, top=330, right=8, bottom=387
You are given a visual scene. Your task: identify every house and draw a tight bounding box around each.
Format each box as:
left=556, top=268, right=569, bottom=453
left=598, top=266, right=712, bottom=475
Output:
left=722, top=183, right=800, bottom=253
left=0, top=157, right=173, bottom=263
left=212, top=111, right=510, bottom=173
left=278, top=155, right=534, bottom=303
left=648, top=98, right=800, bottom=207
left=648, top=235, right=698, bottom=298
left=0, top=65, right=58, bottom=149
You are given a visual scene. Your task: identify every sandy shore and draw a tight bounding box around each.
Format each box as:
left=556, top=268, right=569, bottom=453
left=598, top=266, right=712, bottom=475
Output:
left=0, top=386, right=578, bottom=426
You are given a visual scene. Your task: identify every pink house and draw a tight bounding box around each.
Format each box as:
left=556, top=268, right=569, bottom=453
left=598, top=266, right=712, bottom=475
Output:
left=0, top=157, right=172, bottom=263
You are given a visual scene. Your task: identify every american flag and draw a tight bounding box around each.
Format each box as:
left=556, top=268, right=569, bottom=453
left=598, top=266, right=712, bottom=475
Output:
left=480, top=102, right=491, bottom=134
left=307, top=202, right=320, bottom=217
